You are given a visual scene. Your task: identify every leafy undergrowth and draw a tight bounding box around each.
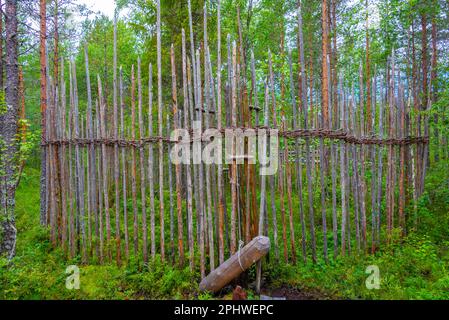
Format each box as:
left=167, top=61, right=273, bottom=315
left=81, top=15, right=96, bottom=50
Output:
left=0, top=167, right=200, bottom=300
left=1, top=163, right=448, bottom=300
left=263, top=232, right=449, bottom=300
left=263, top=161, right=449, bottom=300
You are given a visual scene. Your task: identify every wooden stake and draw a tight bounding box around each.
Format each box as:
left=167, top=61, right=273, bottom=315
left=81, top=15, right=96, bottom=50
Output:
left=138, top=58, right=147, bottom=263
left=182, top=31, right=194, bottom=270
left=170, top=45, right=185, bottom=266
left=298, top=3, right=316, bottom=263
left=119, top=67, right=129, bottom=259
left=157, top=0, right=165, bottom=262
left=97, top=74, right=111, bottom=262
left=130, top=65, right=139, bottom=257
left=72, top=61, right=87, bottom=263
left=113, top=16, right=122, bottom=265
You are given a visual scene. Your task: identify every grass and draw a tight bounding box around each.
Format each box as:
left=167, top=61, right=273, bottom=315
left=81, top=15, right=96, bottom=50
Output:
left=1, top=160, right=449, bottom=300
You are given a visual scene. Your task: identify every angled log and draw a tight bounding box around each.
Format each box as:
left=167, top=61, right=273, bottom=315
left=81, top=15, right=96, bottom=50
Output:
left=199, top=236, right=270, bottom=293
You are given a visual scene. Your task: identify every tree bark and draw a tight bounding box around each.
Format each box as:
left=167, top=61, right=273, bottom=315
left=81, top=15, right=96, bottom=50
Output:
left=321, top=0, right=329, bottom=127
left=0, top=6, right=3, bottom=90
left=39, top=0, right=48, bottom=226
left=0, top=0, right=18, bottom=259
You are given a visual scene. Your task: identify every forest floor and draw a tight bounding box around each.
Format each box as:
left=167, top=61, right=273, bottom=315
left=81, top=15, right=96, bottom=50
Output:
left=1, top=163, right=449, bottom=300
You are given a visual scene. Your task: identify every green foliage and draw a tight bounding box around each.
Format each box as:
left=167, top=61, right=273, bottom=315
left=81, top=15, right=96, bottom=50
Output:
left=0, top=90, right=6, bottom=116
left=0, top=168, right=200, bottom=300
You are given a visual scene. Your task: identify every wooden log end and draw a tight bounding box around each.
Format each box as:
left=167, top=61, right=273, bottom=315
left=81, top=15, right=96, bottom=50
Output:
left=199, top=236, right=270, bottom=293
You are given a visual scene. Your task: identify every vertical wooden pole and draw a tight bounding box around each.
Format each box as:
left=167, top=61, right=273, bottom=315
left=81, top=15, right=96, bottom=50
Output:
left=182, top=31, right=194, bottom=270
left=156, top=0, right=165, bottom=262
left=318, top=113, right=328, bottom=262
left=68, top=71, right=76, bottom=259
left=130, top=65, right=139, bottom=257
left=97, top=74, right=111, bottom=262
left=147, top=64, right=156, bottom=259
left=284, top=115, right=296, bottom=265
left=203, top=29, right=215, bottom=272
left=256, top=80, right=270, bottom=293
left=399, top=81, right=406, bottom=236
left=49, top=79, right=57, bottom=247
left=95, top=100, right=104, bottom=263
left=59, top=59, right=68, bottom=252
left=340, top=78, right=347, bottom=256
left=113, top=15, right=122, bottom=265
left=171, top=44, right=185, bottom=267
left=138, top=58, right=147, bottom=263
left=298, top=3, right=316, bottom=263
left=359, top=65, right=367, bottom=252
left=350, top=85, right=360, bottom=252
left=329, top=58, right=338, bottom=259
left=72, top=61, right=87, bottom=263
left=279, top=114, right=288, bottom=264
left=370, top=74, right=377, bottom=253
left=230, top=42, right=238, bottom=256
left=196, top=49, right=206, bottom=279
left=167, top=115, right=175, bottom=263
left=216, top=0, right=225, bottom=265
left=84, top=45, right=99, bottom=260
left=119, top=67, right=130, bottom=259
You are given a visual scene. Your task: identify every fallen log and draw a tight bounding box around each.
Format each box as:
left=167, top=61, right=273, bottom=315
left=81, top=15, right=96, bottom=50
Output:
left=199, top=236, right=270, bottom=293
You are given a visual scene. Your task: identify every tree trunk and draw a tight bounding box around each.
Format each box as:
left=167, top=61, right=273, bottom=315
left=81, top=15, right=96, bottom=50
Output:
left=0, top=7, right=3, bottom=90
left=321, top=0, right=329, bottom=127
left=431, top=17, right=438, bottom=162
left=420, top=12, right=429, bottom=192
left=0, top=0, right=18, bottom=259
left=365, top=0, right=371, bottom=132
left=39, top=0, right=48, bottom=226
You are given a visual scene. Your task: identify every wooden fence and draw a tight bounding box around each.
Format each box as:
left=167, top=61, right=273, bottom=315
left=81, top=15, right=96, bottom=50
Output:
left=41, top=3, right=429, bottom=280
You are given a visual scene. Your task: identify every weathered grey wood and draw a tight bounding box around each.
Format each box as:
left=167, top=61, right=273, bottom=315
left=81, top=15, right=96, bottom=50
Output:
left=350, top=85, right=360, bottom=252
left=95, top=100, right=104, bottom=263
left=67, top=68, right=76, bottom=258
left=278, top=116, right=288, bottom=263
left=188, top=0, right=197, bottom=109
left=171, top=44, right=185, bottom=266
left=205, top=44, right=219, bottom=262
left=283, top=116, right=296, bottom=265
left=97, top=74, right=111, bottom=262
left=137, top=58, right=147, bottom=263
left=230, top=42, right=238, bottom=257
left=129, top=65, right=139, bottom=257
left=256, top=80, right=270, bottom=293
left=340, top=78, right=348, bottom=256
left=145, top=64, right=155, bottom=259
left=167, top=116, right=175, bottom=263
left=113, top=15, right=122, bottom=265
left=71, top=60, right=87, bottom=263
left=157, top=0, right=165, bottom=262
left=196, top=48, right=206, bottom=279
left=359, top=65, right=367, bottom=252
left=370, top=75, right=377, bottom=252
left=344, top=89, right=352, bottom=255
left=203, top=31, right=215, bottom=272
left=181, top=31, right=194, bottom=269
left=318, top=114, right=328, bottom=262
left=329, top=59, right=338, bottom=259
left=84, top=45, right=99, bottom=260
left=298, top=3, right=316, bottom=263
left=59, top=58, right=68, bottom=252
left=48, top=79, right=57, bottom=247
left=119, top=67, right=129, bottom=259
left=199, top=236, right=270, bottom=293
left=216, top=3, right=225, bottom=265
